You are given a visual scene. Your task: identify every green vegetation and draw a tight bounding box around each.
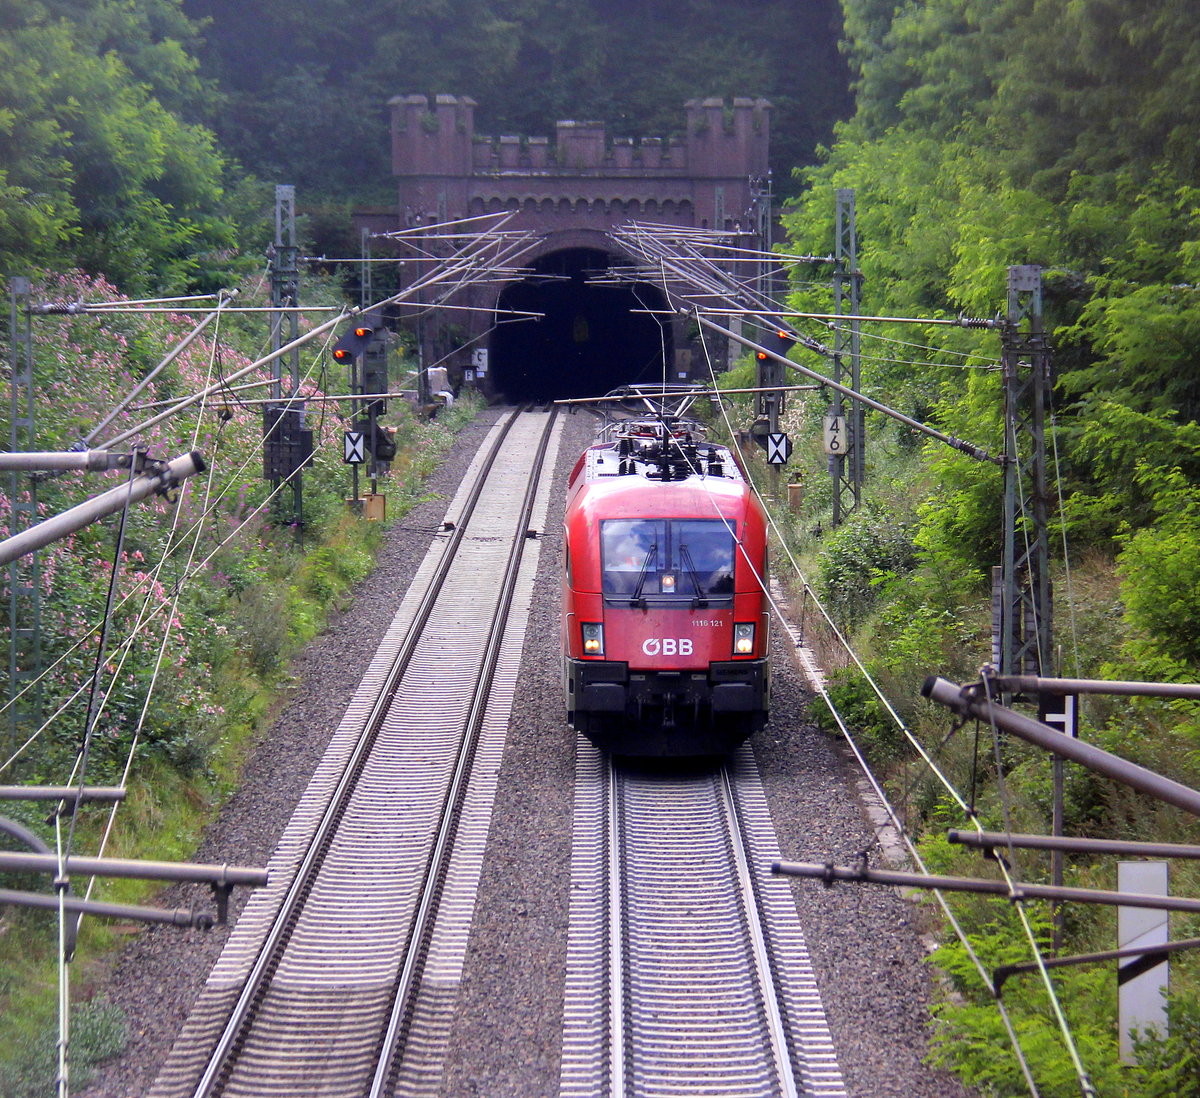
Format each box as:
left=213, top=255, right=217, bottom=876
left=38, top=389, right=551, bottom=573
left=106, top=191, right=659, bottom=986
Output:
left=182, top=0, right=850, bottom=205
left=0, top=265, right=482, bottom=1088
left=0, top=0, right=249, bottom=293
left=736, top=1, right=1200, bottom=1093
left=2, top=0, right=851, bottom=292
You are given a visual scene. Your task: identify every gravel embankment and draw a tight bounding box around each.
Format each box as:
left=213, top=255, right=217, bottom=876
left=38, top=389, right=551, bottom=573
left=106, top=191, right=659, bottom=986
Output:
left=82, top=406, right=972, bottom=1098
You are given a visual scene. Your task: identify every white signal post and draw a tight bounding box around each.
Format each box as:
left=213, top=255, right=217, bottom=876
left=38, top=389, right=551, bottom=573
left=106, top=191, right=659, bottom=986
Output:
left=1118, top=861, right=1169, bottom=1064
left=344, top=431, right=366, bottom=465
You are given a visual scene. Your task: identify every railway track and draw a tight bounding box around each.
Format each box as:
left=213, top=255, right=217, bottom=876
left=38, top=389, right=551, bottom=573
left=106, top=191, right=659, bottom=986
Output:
left=561, top=741, right=847, bottom=1098
left=149, top=406, right=562, bottom=1098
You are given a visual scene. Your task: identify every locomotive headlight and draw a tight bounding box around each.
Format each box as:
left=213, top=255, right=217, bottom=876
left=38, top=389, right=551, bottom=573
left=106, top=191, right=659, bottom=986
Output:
left=661, top=573, right=676, bottom=592
left=582, top=622, right=605, bottom=656
left=733, top=622, right=756, bottom=655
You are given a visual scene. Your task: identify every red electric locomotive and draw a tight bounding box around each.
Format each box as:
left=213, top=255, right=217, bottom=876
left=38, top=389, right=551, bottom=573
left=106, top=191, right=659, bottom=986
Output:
left=562, top=415, right=770, bottom=755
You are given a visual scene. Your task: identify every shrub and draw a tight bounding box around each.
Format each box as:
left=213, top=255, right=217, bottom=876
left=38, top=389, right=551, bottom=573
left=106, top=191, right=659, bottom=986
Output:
left=817, top=505, right=916, bottom=625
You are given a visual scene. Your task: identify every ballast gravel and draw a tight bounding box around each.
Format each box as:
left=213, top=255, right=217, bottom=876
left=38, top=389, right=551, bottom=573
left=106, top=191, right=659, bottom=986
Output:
left=80, top=406, right=973, bottom=1098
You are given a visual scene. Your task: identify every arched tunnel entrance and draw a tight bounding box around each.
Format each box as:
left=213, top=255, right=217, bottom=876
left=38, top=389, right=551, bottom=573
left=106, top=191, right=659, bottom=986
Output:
left=490, top=247, right=673, bottom=401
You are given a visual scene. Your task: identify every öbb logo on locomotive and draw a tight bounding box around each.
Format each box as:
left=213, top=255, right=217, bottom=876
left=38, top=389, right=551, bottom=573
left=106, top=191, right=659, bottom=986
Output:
left=562, top=403, right=770, bottom=757
left=641, top=638, right=695, bottom=656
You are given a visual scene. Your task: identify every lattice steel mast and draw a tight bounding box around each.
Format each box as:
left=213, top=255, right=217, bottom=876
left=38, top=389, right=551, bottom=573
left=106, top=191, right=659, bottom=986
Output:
left=997, top=264, right=1053, bottom=677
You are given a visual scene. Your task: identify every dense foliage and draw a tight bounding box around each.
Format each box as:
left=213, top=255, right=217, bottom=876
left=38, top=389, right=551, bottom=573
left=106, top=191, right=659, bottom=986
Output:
left=0, top=268, right=464, bottom=790
left=1, top=0, right=848, bottom=292
left=0, top=267, right=480, bottom=1090
left=181, top=0, right=850, bottom=202
left=0, top=0, right=256, bottom=293
left=780, top=0, right=1200, bottom=661
left=764, top=1, right=1200, bottom=1092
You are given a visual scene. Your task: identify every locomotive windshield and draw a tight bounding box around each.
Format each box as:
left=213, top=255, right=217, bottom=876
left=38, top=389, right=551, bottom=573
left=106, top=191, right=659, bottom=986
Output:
left=601, top=519, right=736, bottom=604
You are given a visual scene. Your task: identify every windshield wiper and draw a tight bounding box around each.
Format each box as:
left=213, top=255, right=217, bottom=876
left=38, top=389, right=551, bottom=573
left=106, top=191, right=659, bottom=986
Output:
left=630, top=543, right=657, bottom=606
left=679, top=543, right=708, bottom=608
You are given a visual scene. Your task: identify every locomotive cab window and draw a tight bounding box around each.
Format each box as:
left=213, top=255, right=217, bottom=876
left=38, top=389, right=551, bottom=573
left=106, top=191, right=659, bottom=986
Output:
left=601, top=519, right=736, bottom=604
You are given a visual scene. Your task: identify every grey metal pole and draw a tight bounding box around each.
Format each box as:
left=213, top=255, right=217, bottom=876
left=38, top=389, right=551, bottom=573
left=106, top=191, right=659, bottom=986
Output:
left=949, top=829, right=1200, bottom=859
left=0, top=886, right=213, bottom=928
left=772, top=859, right=1200, bottom=914
left=833, top=188, right=862, bottom=525
left=8, top=276, right=41, bottom=748
left=0, top=850, right=266, bottom=887
left=923, top=676, right=1200, bottom=818
left=994, top=675, right=1200, bottom=700
left=995, top=936, right=1200, bottom=994
left=0, top=785, right=125, bottom=805
left=0, top=452, right=205, bottom=566
left=0, top=451, right=136, bottom=473
left=999, top=265, right=1053, bottom=679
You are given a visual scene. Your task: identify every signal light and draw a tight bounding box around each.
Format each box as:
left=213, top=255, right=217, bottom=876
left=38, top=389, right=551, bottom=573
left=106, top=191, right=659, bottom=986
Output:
left=756, top=328, right=794, bottom=361
left=331, top=322, right=376, bottom=364
left=372, top=422, right=396, bottom=463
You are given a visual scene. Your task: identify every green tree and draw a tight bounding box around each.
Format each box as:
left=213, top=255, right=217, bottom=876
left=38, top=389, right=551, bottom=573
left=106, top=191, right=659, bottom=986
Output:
left=181, top=0, right=851, bottom=200
left=1117, top=465, right=1200, bottom=663
left=0, top=0, right=238, bottom=291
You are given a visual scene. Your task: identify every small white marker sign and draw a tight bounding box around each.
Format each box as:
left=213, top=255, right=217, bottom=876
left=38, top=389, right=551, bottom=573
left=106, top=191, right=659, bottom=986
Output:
left=766, top=432, right=793, bottom=465
left=344, top=430, right=365, bottom=464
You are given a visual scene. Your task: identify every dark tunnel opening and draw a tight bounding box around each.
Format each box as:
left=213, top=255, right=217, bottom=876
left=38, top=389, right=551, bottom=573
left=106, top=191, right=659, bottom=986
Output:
left=490, top=248, right=673, bottom=402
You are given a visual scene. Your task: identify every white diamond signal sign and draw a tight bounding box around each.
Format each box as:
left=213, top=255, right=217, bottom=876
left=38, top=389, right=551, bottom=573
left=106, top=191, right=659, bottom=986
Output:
left=343, top=430, right=365, bottom=464
left=766, top=432, right=792, bottom=465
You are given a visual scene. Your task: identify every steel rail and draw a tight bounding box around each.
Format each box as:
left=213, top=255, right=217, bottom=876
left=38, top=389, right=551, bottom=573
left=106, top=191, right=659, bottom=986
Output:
left=608, top=761, right=628, bottom=1098
left=192, top=407, right=527, bottom=1098
left=606, top=761, right=802, bottom=1097
left=370, top=406, right=559, bottom=1094
left=718, top=766, right=801, bottom=1098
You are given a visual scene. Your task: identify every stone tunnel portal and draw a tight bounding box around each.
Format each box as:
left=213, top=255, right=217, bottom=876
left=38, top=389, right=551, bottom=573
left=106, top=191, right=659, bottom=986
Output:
left=490, top=248, right=673, bottom=402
